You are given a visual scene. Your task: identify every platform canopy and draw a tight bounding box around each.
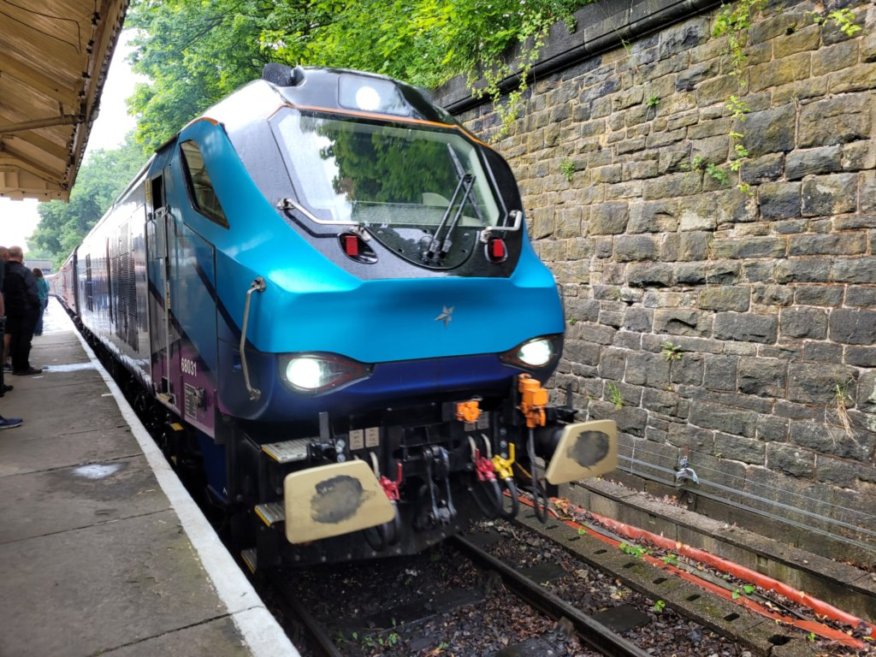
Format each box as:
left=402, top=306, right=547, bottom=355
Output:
left=0, top=0, right=129, bottom=201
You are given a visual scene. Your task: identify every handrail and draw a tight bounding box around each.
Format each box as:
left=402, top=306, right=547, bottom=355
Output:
left=240, top=277, right=266, bottom=401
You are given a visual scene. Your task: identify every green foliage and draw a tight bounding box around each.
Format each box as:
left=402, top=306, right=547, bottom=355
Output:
left=619, top=542, right=647, bottom=558
left=662, top=553, right=679, bottom=565
left=661, top=341, right=682, bottom=361
left=828, top=9, right=861, bottom=37
left=606, top=382, right=623, bottom=410
left=651, top=599, right=666, bottom=613
left=128, top=0, right=592, bottom=147
left=127, top=0, right=272, bottom=150
left=30, top=136, right=147, bottom=264
left=559, top=158, right=576, bottom=182
left=712, top=0, right=766, bottom=78
left=705, top=162, right=730, bottom=186
left=645, top=95, right=660, bottom=108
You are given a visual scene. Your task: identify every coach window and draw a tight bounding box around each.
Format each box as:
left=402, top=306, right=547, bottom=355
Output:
left=180, top=141, right=229, bottom=227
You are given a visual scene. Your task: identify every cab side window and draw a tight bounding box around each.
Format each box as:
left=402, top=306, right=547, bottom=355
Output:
left=180, top=141, right=229, bottom=227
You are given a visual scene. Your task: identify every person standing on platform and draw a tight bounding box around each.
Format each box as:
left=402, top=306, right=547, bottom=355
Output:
left=0, top=245, right=21, bottom=429
left=3, top=246, right=42, bottom=375
left=33, top=268, right=48, bottom=336
left=0, top=246, right=9, bottom=371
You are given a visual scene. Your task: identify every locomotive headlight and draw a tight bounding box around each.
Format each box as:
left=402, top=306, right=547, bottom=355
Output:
left=500, top=335, right=563, bottom=371
left=280, top=353, right=371, bottom=394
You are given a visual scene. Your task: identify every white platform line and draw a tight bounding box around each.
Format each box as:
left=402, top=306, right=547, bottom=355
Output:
left=61, top=307, right=300, bottom=657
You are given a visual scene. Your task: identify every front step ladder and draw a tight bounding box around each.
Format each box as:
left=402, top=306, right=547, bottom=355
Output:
left=241, top=548, right=258, bottom=574
left=261, top=438, right=310, bottom=463
left=254, top=501, right=285, bottom=527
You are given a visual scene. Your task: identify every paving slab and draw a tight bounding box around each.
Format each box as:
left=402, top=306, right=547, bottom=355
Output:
left=0, top=454, right=166, bottom=544
left=0, top=304, right=297, bottom=657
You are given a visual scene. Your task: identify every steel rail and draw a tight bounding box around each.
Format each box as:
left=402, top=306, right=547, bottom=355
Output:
left=451, top=535, right=652, bottom=657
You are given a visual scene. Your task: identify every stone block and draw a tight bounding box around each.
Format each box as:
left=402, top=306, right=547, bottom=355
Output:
left=613, top=235, right=659, bottom=262
left=627, top=263, right=674, bottom=287
left=703, top=355, right=737, bottom=393
left=812, top=39, right=859, bottom=76
left=589, top=202, right=629, bottom=235
left=775, top=259, right=831, bottom=284
left=740, top=153, right=784, bottom=184
left=643, top=172, right=702, bottom=200
left=829, top=309, right=876, bottom=345
left=690, top=401, right=757, bottom=438
left=858, top=371, right=876, bottom=414
left=801, top=173, right=858, bottom=217
left=774, top=23, right=821, bottom=57
left=653, top=309, right=712, bottom=337
left=698, top=286, right=750, bottom=312
left=768, top=444, right=815, bottom=478
left=752, top=284, right=794, bottom=307
left=675, top=263, right=706, bottom=285
left=790, top=420, right=871, bottom=461
left=789, top=232, right=867, bottom=257
left=798, top=95, right=871, bottom=148
left=801, top=342, right=843, bottom=363
left=710, top=236, right=787, bottom=259
left=815, top=455, right=864, bottom=488
left=787, top=362, right=855, bottom=405
left=714, top=312, right=778, bottom=344
left=743, top=105, right=796, bottom=157
left=758, top=182, right=801, bottom=219
left=846, top=346, right=876, bottom=368
left=598, top=347, right=628, bottom=381
left=625, top=350, right=671, bottom=387
left=785, top=146, right=842, bottom=180
left=670, top=354, right=704, bottom=386
left=575, top=322, right=617, bottom=346
left=642, top=387, right=679, bottom=416
left=830, top=256, right=876, bottom=284
left=737, top=357, right=788, bottom=398
left=750, top=52, right=810, bottom=92
left=589, top=401, right=647, bottom=437
left=564, top=340, right=602, bottom=366
left=627, top=200, right=679, bottom=233
left=707, top=260, right=742, bottom=284
left=715, top=432, right=765, bottom=465
left=779, top=307, right=829, bottom=339
left=793, top=285, right=843, bottom=306
left=677, top=232, right=710, bottom=261
left=622, top=307, right=652, bottom=332
left=829, top=62, right=876, bottom=94
left=757, top=414, right=789, bottom=442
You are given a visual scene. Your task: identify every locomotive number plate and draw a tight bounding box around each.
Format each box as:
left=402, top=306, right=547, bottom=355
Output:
left=365, top=427, right=380, bottom=448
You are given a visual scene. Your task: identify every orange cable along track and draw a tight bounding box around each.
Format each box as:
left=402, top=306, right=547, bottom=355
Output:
left=514, top=495, right=873, bottom=650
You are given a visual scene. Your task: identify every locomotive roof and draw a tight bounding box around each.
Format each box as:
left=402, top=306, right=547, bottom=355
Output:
left=198, top=66, right=461, bottom=140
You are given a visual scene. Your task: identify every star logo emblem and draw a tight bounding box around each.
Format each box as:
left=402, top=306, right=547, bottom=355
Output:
left=435, top=305, right=454, bottom=327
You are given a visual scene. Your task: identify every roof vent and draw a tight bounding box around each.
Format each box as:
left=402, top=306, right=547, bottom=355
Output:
left=262, top=63, right=304, bottom=87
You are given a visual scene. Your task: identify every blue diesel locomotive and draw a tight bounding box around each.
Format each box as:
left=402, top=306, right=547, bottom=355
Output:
left=56, top=65, right=617, bottom=568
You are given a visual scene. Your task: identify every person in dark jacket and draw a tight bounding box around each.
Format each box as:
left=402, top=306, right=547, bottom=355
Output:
left=3, top=246, right=41, bottom=375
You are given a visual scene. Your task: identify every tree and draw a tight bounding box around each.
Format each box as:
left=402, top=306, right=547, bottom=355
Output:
left=127, top=0, right=272, bottom=151
left=29, top=135, right=147, bottom=264
left=126, top=0, right=589, bottom=147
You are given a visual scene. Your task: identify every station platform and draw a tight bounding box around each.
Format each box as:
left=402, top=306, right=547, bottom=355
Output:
left=0, top=300, right=299, bottom=657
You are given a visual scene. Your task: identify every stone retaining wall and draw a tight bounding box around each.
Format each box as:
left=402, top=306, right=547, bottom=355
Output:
left=436, top=0, right=875, bottom=561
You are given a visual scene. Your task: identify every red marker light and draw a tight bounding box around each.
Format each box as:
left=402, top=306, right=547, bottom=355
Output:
left=489, top=238, right=506, bottom=261
left=343, top=234, right=360, bottom=257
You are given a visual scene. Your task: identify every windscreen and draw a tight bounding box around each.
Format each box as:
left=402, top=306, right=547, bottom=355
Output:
left=273, top=110, right=502, bottom=231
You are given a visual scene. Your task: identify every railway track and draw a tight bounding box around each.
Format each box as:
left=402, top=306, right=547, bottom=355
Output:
left=264, top=520, right=742, bottom=657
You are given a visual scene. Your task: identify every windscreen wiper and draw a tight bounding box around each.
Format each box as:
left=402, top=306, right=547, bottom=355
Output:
left=425, top=174, right=474, bottom=261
